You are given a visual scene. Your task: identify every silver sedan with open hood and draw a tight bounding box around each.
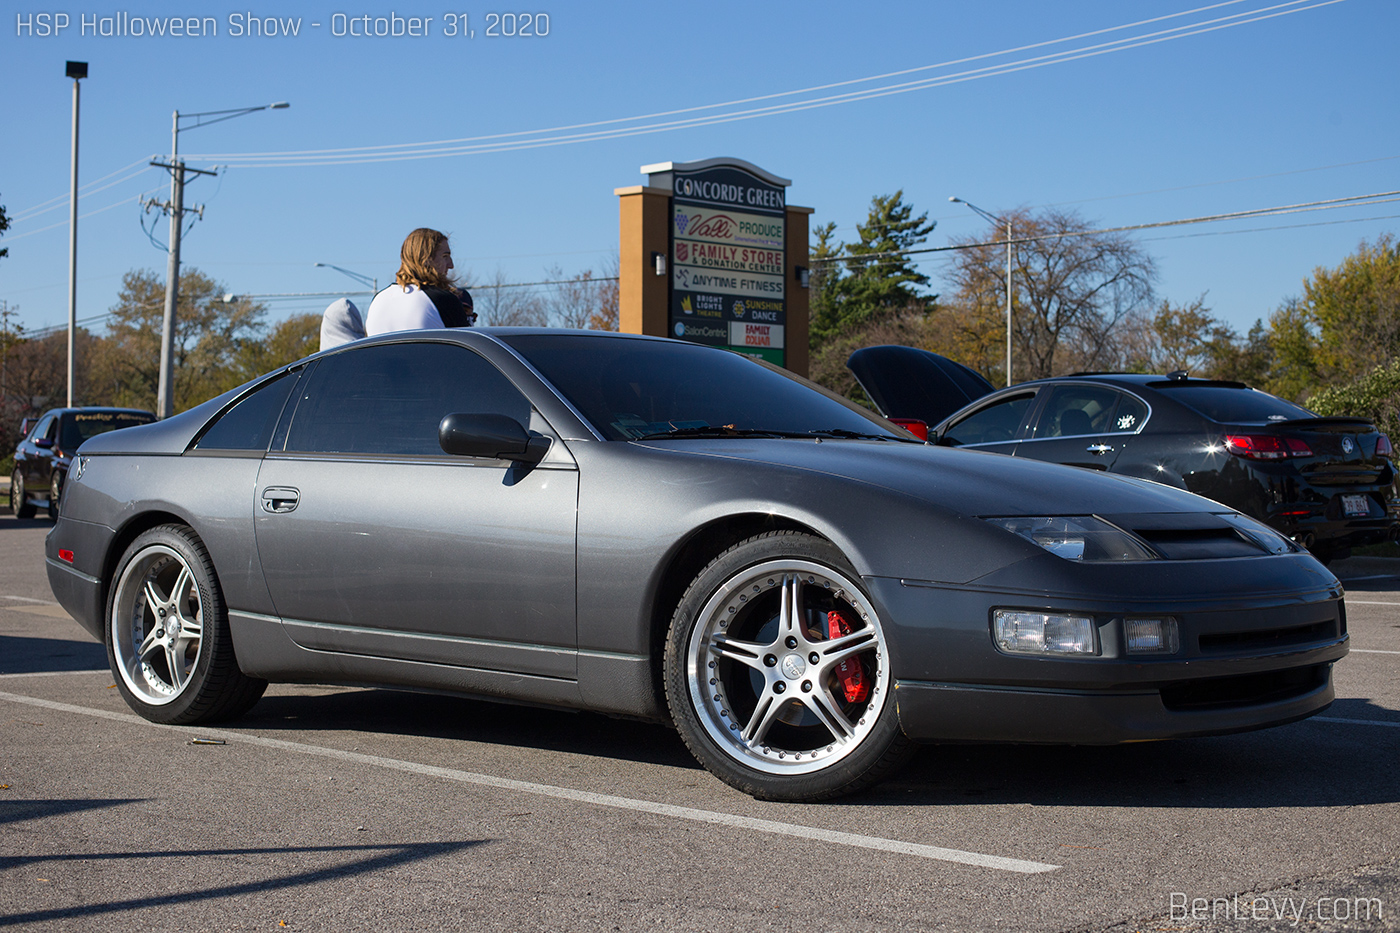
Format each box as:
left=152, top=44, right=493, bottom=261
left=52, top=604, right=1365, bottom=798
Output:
left=47, top=330, right=1348, bottom=801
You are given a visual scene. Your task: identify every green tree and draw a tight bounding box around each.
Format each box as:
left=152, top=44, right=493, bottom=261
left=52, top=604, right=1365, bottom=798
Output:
left=93, top=268, right=267, bottom=412
left=237, top=313, right=321, bottom=378
left=0, top=192, right=10, bottom=263
left=1264, top=235, right=1400, bottom=402
left=1307, top=358, right=1400, bottom=442
left=809, top=192, right=936, bottom=348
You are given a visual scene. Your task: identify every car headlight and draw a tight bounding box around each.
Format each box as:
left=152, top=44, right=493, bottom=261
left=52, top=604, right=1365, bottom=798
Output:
left=1218, top=512, right=1301, bottom=555
left=993, top=609, right=1097, bottom=655
left=985, top=516, right=1156, bottom=562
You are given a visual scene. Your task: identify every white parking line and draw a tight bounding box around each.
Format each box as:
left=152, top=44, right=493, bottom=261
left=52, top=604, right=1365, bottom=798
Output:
left=1345, top=600, right=1400, bottom=606
left=0, top=594, right=57, bottom=604
left=0, top=670, right=106, bottom=679
left=1313, top=716, right=1400, bottom=729
left=0, top=690, right=1059, bottom=874
left=1350, top=648, right=1400, bottom=655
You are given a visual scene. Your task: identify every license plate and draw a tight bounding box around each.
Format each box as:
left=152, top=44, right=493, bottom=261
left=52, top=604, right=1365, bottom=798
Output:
left=1341, top=494, right=1371, bottom=517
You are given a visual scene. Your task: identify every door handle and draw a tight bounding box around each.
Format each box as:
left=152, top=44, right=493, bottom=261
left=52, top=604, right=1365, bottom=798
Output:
left=1086, top=444, right=1114, bottom=455
left=260, top=486, right=300, bottom=513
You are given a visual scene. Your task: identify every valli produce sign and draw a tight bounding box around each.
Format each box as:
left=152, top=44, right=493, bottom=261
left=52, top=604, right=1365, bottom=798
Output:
left=652, top=159, right=790, bottom=366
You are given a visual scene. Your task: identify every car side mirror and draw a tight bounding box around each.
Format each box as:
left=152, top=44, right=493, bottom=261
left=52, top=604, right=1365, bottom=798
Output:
left=438, top=412, right=550, bottom=464
left=20, top=418, right=33, bottom=437
left=34, top=438, right=54, bottom=450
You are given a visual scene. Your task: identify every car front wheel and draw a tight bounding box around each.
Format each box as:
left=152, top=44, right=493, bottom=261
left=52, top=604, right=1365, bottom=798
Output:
left=664, top=531, right=912, bottom=801
left=106, top=524, right=267, bottom=724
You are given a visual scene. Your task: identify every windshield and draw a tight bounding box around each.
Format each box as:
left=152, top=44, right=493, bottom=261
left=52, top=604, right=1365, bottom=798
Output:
left=501, top=334, right=905, bottom=441
left=1160, top=386, right=1313, bottom=424
left=60, top=411, right=154, bottom=449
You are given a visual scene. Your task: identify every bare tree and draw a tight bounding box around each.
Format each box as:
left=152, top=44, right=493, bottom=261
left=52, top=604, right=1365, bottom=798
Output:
left=471, top=267, right=549, bottom=327
left=946, top=208, right=1156, bottom=381
left=543, top=255, right=619, bottom=330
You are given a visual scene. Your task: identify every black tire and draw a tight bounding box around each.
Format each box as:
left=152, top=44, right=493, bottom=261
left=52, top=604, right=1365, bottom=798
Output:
left=105, top=524, right=267, bottom=724
left=663, top=531, right=913, bottom=801
left=48, top=470, right=63, bottom=520
left=11, top=470, right=36, bottom=519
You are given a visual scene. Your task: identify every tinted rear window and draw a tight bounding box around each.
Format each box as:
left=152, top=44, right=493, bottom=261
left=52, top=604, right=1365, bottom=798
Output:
left=1161, top=387, right=1313, bottom=423
left=61, top=411, right=155, bottom=449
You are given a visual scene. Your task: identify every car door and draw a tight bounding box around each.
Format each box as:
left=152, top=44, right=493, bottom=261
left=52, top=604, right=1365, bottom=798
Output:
left=23, top=414, right=57, bottom=491
left=253, top=340, right=579, bottom=679
left=936, top=390, right=1039, bottom=456
left=1016, top=384, right=1145, bottom=471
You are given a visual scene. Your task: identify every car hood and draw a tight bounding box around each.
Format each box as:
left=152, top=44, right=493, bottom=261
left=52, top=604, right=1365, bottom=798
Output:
left=638, top=437, right=1221, bottom=518
left=846, top=345, right=995, bottom=425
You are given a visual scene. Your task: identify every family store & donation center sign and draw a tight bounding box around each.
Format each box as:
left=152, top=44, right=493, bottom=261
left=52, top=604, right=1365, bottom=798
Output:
left=665, top=160, right=789, bottom=365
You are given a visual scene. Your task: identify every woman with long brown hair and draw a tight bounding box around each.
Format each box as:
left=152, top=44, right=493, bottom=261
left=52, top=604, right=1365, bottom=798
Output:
left=365, top=228, right=476, bottom=335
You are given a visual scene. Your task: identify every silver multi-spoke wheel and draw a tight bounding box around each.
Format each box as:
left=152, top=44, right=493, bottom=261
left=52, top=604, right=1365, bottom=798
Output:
left=666, top=532, right=911, bottom=800
left=106, top=525, right=267, bottom=724
left=112, top=544, right=205, bottom=704
left=687, top=560, right=890, bottom=774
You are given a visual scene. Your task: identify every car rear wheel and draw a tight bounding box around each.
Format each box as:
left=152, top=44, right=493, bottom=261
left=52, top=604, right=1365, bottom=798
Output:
left=48, top=470, right=63, bottom=519
left=106, top=524, right=267, bottom=724
left=664, top=531, right=913, bottom=801
left=11, top=470, right=36, bottom=519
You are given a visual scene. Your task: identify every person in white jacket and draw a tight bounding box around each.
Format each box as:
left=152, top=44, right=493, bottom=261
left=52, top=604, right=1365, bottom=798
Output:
left=365, top=228, right=475, bottom=335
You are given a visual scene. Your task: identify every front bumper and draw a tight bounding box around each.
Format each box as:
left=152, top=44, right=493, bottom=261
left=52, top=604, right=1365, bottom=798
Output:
left=894, top=661, right=1335, bottom=744
left=867, top=551, right=1348, bottom=744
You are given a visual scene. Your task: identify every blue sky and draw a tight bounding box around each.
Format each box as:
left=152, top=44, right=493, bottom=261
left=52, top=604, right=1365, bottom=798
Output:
left=2, top=0, right=1397, bottom=339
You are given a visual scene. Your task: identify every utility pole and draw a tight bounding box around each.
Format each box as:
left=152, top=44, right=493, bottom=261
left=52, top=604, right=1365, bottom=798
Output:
left=149, top=101, right=287, bottom=419
left=148, top=124, right=214, bottom=420
left=65, top=61, right=87, bottom=408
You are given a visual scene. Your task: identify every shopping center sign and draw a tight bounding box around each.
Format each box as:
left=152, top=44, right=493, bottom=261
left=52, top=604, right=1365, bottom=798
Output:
left=645, top=159, right=791, bottom=366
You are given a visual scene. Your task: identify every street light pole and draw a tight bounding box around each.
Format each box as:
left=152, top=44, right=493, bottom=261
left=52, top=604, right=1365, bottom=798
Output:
left=950, top=197, right=1014, bottom=387
left=152, top=101, right=289, bottom=419
left=65, top=61, right=88, bottom=408
left=314, top=263, right=378, bottom=296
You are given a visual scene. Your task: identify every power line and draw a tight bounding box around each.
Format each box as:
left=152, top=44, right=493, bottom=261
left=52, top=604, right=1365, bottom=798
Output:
left=182, top=1, right=1343, bottom=167
left=811, top=190, right=1400, bottom=264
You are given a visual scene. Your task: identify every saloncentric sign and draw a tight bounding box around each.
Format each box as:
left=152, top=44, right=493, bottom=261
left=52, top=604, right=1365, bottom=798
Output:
left=651, top=159, right=789, bottom=366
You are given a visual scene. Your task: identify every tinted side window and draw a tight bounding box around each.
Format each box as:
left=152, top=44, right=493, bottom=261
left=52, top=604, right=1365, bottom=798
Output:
left=32, top=416, right=56, bottom=442
left=1034, top=385, right=1121, bottom=438
left=284, top=342, right=530, bottom=456
left=1107, top=393, right=1148, bottom=434
left=194, top=372, right=298, bottom=451
left=944, top=394, right=1035, bottom=446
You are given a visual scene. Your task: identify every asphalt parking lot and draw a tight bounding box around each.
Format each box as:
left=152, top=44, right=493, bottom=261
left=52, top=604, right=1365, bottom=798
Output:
left=1, top=515, right=1397, bottom=932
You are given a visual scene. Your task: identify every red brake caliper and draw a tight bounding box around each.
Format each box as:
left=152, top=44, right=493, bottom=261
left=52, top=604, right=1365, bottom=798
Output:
left=826, top=611, right=870, bottom=703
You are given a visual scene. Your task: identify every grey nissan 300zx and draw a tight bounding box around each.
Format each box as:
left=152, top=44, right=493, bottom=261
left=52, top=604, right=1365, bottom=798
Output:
left=46, top=330, right=1348, bottom=801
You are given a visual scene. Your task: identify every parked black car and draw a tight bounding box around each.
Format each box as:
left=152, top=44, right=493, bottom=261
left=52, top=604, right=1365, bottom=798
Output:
left=849, top=346, right=1399, bottom=563
left=11, top=407, right=155, bottom=518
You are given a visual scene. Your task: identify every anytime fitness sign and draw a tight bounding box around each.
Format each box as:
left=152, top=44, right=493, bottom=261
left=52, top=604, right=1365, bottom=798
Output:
left=668, top=163, right=788, bottom=365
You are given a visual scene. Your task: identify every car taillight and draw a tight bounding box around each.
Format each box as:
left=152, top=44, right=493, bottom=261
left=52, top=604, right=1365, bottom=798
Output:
left=888, top=418, right=929, bottom=441
left=1379, top=435, right=1393, bottom=458
left=1224, top=434, right=1312, bottom=460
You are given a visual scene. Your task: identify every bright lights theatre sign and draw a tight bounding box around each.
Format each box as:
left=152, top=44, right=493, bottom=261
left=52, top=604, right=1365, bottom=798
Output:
left=646, top=159, right=791, bottom=365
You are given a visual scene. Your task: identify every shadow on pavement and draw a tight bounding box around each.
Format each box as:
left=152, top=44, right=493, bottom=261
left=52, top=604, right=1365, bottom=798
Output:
left=0, top=634, right=108, bottom=674
left=860, top=698, right=1400, bottom=809
left=0, top=839, right=486, bottom=927
left=0, top=797, right=141, bottom=827
left=235, top=688, right=701, bottom=771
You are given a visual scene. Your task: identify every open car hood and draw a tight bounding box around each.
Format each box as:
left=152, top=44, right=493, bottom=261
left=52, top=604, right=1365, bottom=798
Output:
left=847, top=345, right=995, bottom=426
